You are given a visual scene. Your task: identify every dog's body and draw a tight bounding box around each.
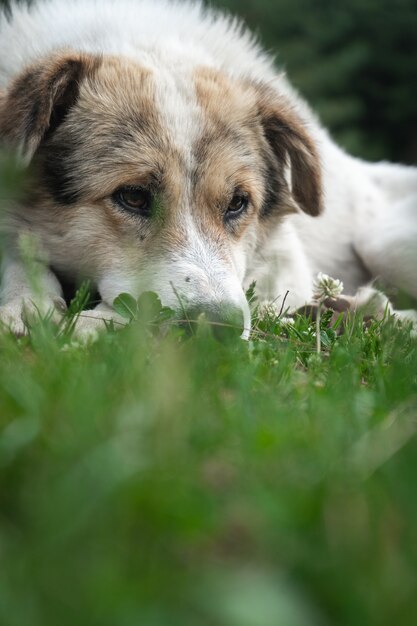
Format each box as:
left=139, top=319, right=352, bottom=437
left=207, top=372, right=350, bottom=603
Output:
left=0, top=0, right=416, bottom=336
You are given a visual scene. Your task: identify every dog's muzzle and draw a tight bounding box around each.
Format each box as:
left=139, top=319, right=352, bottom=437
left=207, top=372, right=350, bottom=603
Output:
left=180, top=302, right=248, bottom=340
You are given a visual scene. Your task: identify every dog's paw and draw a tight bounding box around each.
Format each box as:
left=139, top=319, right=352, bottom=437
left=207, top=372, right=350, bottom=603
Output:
left=0, top=297, right=67, bottom=336
left=348, top=287, right=392, bottom=320
left=71, top=305, right=127, bottom=342
left=352, top=288, right=417, bottom=335
left=0, top=301, right=29, bottom=336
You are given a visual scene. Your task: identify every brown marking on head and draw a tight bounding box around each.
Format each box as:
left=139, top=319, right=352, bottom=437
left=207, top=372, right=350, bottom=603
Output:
left=192, top=67, right=322, bottom=242
left=33, top=55, right=175, bottom=206
left=194, top=66, right=259, bottom=123
left=193, top=67, right=272, bottom=241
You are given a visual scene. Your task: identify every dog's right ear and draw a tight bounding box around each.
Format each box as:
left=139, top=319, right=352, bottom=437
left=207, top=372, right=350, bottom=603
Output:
left=0, top=52, right=101, bottom=161
left=255, top=84, right=323, bottom=217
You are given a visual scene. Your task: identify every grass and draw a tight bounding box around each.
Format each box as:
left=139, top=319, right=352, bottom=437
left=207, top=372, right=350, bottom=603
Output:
left=0, top=291, right=416, bottom=626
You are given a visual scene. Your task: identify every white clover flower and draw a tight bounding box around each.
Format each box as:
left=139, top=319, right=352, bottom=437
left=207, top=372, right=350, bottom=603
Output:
left=313, top=273, right=344, bottom=354
left=313, top=272, right=344, bottom=301
left=259, top=302, right=280, bottom=320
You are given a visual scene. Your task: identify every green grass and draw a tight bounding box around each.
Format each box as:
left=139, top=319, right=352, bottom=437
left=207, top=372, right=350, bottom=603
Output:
left=0, top=297, right=416, bottom=626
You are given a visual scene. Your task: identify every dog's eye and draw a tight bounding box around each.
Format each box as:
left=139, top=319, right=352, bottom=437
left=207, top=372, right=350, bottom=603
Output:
left=113, top=187, right=152, bottom=215
left=226, top=192, right=249, bottom=218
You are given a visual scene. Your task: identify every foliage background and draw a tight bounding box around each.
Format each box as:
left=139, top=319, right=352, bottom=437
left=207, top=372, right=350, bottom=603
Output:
left=213, top=0, right=417, bottom=164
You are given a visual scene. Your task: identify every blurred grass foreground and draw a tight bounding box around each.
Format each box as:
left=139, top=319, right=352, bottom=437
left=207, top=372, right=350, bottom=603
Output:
left=1, top=1, right=417, bottom=625
left=1, top=297, right=417, bottom=626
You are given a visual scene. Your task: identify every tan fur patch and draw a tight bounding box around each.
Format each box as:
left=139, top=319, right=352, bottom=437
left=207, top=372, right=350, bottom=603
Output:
left=193, top=67, right=270, bottom=239
left=46, top=57, right=166, bottom=199
left=195, top=67, right=322, bottom=219
left=192, top=68, right=309, bottom=257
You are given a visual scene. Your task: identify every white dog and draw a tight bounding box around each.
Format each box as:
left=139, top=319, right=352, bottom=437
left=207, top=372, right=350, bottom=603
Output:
left=0, top=0, right=416, bottom=337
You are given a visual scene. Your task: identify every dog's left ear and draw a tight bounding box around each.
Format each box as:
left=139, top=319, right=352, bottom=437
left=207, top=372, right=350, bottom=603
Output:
left=0, top=52, right=100, bottom=161
left=257, top=87, right=323, bottom=217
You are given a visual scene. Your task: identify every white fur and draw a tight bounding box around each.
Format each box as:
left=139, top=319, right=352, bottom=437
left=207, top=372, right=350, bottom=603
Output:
left=0, top=0, right=416, bottom=336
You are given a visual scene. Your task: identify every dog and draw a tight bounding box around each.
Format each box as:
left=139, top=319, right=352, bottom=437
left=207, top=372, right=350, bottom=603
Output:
left=0, top=0, right=416, bottom=338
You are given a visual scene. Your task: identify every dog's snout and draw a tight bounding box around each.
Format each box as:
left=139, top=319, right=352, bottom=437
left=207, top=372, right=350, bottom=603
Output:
left=183, top=303, right=245, bottom=339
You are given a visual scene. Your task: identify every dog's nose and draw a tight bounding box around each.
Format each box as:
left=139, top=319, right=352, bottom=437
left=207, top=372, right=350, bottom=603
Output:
left=182, top=304, right=245, bottom=339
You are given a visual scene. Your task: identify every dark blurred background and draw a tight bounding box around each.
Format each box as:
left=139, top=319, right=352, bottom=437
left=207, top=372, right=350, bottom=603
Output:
left=1, top=0, right=417, bottom=163
left=213, top=0, right=417, bottom=164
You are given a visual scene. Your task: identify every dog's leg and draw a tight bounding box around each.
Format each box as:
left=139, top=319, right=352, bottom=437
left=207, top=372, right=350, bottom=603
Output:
left=248, top=222, right=313, bottom=314
left=0, top=255, right=66, bottom=335
left=354, top=193, right=417, bottom=299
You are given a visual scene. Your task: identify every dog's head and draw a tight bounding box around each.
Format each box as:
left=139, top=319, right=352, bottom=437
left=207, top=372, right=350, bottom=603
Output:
left=0, top=52, right=323, bottom=335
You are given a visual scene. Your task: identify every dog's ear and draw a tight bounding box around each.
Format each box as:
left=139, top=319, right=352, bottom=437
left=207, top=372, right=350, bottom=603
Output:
left=257, top=87, right=323, bottom=217
left=0, top=52, right=101, bottom=161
